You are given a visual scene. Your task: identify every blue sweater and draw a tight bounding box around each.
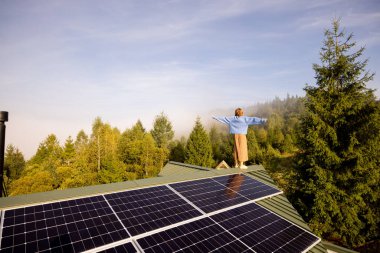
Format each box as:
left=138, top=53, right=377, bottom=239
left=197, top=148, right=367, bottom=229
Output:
left=212, top=116, right=266, bottom=134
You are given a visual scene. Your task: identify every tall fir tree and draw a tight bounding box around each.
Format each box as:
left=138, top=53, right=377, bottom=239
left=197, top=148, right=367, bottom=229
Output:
left=150, top=112, right=174, bottom=149
left=62, top=136, right=75, bottom=165
left=293, top=19, right=380, bottom=248
left=4, top=144, right=25, bottom=181
left=185, top=117, right=214, bottom=167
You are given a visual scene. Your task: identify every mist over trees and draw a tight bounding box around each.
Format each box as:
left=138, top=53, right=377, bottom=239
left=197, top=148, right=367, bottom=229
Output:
left=4, top=96, right=303, bottom=197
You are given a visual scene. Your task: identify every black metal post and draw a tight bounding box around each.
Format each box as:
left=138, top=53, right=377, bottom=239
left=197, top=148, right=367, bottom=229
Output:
left=0, top=111, right=8, bottom=197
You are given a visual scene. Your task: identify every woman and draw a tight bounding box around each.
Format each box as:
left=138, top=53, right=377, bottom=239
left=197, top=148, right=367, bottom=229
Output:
left=213, top=108, right=266, bottom=169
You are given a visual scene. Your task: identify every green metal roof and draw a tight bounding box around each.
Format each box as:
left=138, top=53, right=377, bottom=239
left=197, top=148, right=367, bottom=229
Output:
left=0, top=161, right=357, bottom=253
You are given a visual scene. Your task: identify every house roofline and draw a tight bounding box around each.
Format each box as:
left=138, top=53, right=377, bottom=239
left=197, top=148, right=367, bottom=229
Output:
left=0, top=162, right=264, bottom=210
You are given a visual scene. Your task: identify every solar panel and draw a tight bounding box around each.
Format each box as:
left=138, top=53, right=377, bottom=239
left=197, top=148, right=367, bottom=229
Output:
left=170, top=174, right=282, bottom=213
left=0, top=195, right=128, bottom=253
left=136, top=217, right=252, bottom=253
left=213, top=174, right=282, bottom=200
left=96, top=241, right=138, bottom=253
left=105, top=185, right=202, bottom=236
left=135, top=202, right=319, bottom=253
left=211, top=202, right=320, bottom=253
left=0, top=173, right=319, bottom=253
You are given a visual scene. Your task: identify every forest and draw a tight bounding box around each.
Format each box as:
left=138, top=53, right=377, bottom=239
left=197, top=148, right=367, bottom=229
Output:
left=3, top=20, right=380, bottom=252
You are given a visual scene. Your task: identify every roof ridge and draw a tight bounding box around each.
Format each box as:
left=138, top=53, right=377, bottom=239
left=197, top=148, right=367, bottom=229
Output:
left=168, top=161, right=211, bottom=171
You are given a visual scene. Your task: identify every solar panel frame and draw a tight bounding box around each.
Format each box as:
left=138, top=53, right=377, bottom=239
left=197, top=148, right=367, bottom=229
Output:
left=90, top=240, right=139, bottom=253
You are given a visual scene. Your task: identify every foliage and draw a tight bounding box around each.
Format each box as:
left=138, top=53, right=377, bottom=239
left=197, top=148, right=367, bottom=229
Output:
left=7, top=115, right=170, bottom=195
left=151, top=112, right=174, bottom=149
left=169, top=137, right=187, bottom=163
left=291, top=19, right=380, bottom=248
left=118, top=120, right=166, bottom=179
left=5, top=30, right=378, bottom=250
left=4, top=144, right=25, bottom=181
left=185, top=117, right=214, bottom=167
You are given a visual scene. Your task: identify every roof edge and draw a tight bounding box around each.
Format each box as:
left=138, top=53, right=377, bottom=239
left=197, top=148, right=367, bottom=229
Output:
left=322, top=241, right=359, bottom=253
left=0, top=162, right=263, bottom=210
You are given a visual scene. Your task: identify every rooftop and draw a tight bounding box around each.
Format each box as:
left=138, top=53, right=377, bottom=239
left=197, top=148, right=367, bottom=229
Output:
left=0, top=161, right=357, bottom=253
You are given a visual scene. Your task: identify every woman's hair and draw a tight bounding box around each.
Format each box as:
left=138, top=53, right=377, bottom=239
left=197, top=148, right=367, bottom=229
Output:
left=235, top=108, right=244, bottom=117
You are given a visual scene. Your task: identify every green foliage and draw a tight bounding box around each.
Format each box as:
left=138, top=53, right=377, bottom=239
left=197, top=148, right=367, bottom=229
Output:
left=169, top=137, right=187, bottom=163
left=292, top=19, right=380, bottom=248
left=88, top=118, right=121, bottom=173
left=247, top=128, right=263, bottom=164
left=9, top=164, right=55, bottom=195
left=62, top=136, right=75, bottom=165
left=151, top=112, right=174, bottom=149
left=118, top=121, right=166, bottom=179
left=30, top=134, right=62, bottom=166
left=185, top=117, right=214, bottom=167
left=4, top=144, right=25, bottom=181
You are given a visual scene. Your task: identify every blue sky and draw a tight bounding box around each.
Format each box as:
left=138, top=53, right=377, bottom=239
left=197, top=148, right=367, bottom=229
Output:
left=1, top=0, right=379, bottom=158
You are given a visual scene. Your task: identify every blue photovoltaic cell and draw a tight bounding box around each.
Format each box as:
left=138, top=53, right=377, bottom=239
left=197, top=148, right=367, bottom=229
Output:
left=211, top=202, right=320, bottom=253
left=0, top=196, right=128, bottom=253
left=170, top=174, right=281, bottom=213
left=137, top=217, right=252, bottom=253
left=105, top=185, right=202, bottom=236
left=97, top=242, right=138, bottom=253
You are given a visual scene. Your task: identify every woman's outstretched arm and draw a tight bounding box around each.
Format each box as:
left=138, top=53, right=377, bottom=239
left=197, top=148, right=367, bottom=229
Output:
left=212, top=116, right=232, bottom=125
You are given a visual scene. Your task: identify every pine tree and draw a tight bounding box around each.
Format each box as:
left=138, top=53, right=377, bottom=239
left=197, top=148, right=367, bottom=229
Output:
left=185, top=117, right=214, bottom=167
left=150, top=112, right=174, bottom=149
left=169, top=137, right=187, bottom=163
left=4, top=144, right=25, bottom=181
left=293, top=19, right=380, bottom=248
left=62, top=136, right=75, bottom=165
left=247, top=128, right=263, bottom=164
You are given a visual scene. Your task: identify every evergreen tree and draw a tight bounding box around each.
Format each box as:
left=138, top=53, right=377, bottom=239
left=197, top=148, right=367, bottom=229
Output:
left=62, top=136, right=75, bottom=165
left=4, top=144, right=25, bottom=181
left=293, top=20, right=380, bottom=248
left=30, top=134, right=62, bottom=166
left=267, top=113, right=285, bottom=150
left=151, top=112, right=174, bottom=149
left=169, top=137, right=187, bottom=163
left=247, top=128, right=263, bottom=164
left=185, top=117, right=214, bottom=167
left=209, top=125, right=223, bottom=165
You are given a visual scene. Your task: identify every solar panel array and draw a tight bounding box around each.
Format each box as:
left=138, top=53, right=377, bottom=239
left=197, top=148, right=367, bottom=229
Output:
left=0, top=174, right=320, bottom=253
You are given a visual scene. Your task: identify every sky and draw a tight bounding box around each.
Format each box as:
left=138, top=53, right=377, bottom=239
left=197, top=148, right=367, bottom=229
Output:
left=1, top=0, right=380, bottom=159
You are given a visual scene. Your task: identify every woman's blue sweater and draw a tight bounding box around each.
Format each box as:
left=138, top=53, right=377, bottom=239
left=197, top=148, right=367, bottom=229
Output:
left=212, top=116, right=266, bottom=134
